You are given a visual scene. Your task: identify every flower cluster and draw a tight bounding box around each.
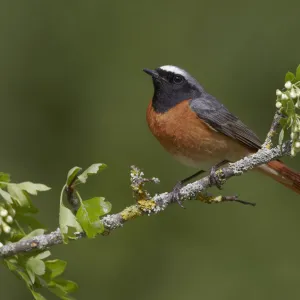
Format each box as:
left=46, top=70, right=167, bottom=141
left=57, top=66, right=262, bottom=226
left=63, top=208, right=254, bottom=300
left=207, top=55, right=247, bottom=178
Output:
left=0, top=204, right=15, bottom=247
left=276, top=80, right=300, bottom=156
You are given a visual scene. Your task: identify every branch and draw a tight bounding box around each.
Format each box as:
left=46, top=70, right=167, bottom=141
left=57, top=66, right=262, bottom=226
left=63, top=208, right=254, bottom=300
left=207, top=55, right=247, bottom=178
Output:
left=0, top=111, right=291, bottom=258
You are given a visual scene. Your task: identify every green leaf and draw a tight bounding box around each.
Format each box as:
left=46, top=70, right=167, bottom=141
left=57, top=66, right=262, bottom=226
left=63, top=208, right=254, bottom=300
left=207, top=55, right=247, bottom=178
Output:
left=48, top=278, right=78, bottom=297
left=54, top=278, right=78, bottom=293
left=26, top=267, right=35, bottom=284
left=59, top=204, right=82, bottom=242
left=0, top=188, right=13, bottom=203
left=285, top=71, right=295, bottom=83
left=66, top=166, right=82, bottom=186
left=5, top=258, right=18, bottom=271
left=45, top=259, right=67, bottom=279
left=296, top=65, right=300, bottom=81
left=15, top=268, right=32, bottom=286
left=279, top=128, right=285, bottom=145
left=31, top=290, right=47, bottom=300
left=7, top=183, right=29, bottom=207
left=284, top=99, right=295, bottom=117
left=77, top=163, right=107, bottom=184
left=35, top=251, right=51, bottom=260
left=76, top=197, right=110, bottom=238
left=26, top=257, right=46, bottom=276
left=18, top=182, right=51, bottom=195
left=0, top=172, right=10, bottom=187
left=20, top=229, right=45, bottom=241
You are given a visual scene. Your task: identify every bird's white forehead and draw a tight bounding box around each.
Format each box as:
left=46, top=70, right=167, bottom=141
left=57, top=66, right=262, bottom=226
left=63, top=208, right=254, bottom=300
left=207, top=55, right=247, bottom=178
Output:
left=159, top=65, right=187, bottom=77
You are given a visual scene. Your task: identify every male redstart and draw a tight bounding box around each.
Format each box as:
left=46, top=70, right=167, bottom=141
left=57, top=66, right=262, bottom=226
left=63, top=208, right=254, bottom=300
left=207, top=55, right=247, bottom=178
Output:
left=143, top=65, right=300, bottom=204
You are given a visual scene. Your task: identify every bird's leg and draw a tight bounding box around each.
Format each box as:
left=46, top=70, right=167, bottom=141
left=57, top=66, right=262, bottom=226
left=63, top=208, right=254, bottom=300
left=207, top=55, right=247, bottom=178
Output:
left=209, top=160, right=230, bottom=189
left=170, top=169, right=205, bottom=208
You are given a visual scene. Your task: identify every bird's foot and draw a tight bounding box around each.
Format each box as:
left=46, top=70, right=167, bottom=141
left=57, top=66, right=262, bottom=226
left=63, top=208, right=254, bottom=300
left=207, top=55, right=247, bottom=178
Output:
left=209, top=160, right=230, bottom=189
left=169, top=181, right=185, bottom=209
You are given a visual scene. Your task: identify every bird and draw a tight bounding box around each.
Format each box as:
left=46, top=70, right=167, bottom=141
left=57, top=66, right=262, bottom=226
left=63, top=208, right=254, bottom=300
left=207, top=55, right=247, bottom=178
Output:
left=143, top=65, right=300, bottom=205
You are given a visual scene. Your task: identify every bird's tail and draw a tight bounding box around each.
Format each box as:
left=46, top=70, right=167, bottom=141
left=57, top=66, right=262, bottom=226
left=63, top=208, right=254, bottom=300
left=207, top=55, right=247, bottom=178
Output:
left=258, top=160, right=300, bottom=194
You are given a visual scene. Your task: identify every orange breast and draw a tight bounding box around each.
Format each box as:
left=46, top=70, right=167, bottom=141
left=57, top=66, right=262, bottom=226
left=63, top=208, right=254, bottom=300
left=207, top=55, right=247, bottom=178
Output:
left=146, top=100, right=249, bottom=168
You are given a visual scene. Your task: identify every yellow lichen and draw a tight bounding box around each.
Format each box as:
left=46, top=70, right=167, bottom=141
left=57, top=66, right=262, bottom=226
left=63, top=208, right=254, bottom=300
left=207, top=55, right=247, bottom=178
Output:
left=265, top=143, right=272, bottom=149
left=137, top=199, right=156, bottom=211
left=120, top=205, right=142, bottom=221
left=197, top=193, right=222, bottom=204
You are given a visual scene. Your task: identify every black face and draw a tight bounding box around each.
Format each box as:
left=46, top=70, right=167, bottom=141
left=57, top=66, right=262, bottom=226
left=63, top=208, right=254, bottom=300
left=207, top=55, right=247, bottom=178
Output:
left=143, top=68, right=202, bottom=113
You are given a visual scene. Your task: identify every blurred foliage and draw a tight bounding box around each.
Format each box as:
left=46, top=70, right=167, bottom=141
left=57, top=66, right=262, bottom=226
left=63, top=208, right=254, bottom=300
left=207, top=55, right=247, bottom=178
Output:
left=0, top=0, right=300, bottom=300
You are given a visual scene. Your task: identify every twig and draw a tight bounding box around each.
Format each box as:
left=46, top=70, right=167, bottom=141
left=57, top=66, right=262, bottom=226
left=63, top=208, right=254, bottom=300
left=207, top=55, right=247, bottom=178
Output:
left=0, top=136, right=291, bottom=258
left=262, top=111, right=283, bottom=149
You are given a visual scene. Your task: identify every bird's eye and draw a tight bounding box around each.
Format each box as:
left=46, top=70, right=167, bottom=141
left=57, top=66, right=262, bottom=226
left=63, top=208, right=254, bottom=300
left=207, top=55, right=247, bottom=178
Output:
left=173, top=75, right=184, bottom=84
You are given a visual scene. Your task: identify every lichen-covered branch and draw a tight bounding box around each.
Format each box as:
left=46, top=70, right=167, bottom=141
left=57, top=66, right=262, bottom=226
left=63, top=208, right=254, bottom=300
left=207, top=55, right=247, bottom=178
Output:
left=262, top=111, right=283, bottom=149
left=0, top=111, right=292, bottom=258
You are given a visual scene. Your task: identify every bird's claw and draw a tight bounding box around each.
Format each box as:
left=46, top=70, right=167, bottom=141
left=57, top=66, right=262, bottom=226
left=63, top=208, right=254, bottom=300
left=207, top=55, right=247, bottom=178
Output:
left=170, top=181, right=185, bottom=208
left=208, top=160, right=229, bottom=189
left=209, top=166, right=224, bottom=189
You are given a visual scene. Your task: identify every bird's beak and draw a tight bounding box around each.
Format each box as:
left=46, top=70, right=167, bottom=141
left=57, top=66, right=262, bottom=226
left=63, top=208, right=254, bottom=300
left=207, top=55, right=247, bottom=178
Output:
left=143, top=68, right=159, bottom=79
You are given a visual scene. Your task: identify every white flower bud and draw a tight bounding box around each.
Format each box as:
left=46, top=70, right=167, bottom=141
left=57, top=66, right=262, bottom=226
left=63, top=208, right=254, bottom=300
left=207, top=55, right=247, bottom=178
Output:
left=291, top=132, right=296, bottom=139
left=290, top=89, right=297, bottom=99
left=0, top=242, right=3, bottom=248
left=276, top=102, right=282, bottom=108
left=3, top=224, right=11, bottom=234
left=276, top=89, right=282, bottom=96
left=0, top=209, right=8, bottom=217
left=281, top=94, right=289, bottom=100
left=5, top=215, right=13, bottom=224
left=285, top=81, right=292, bottom=89
left=295, top=142, right=300, bottom=148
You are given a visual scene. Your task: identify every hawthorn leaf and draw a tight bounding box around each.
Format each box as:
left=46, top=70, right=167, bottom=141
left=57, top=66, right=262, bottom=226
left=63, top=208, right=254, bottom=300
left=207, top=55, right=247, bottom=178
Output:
left=76, top=197, right=110, bottom=238
left=45, top=259, right=67, bottom=279
left=31, top=290, right=47, bottom=300
left=66, top=167, right=82, bottom=186
left=77, top=163, right=107, bottom=184
left=48, top=278, right=78, bottom=295
left=7, top=183, right=29, bottom=207
left=59, top=204, right=82, bottom=242
left=285, top=71, right=295, bottom=83
left=35, top=251, right=51, bottom=260
left=0, top=188, right=12, bottom=203
left=26, top=257, right=46, bottom=276
left=18, top=182, right=51, bottom=195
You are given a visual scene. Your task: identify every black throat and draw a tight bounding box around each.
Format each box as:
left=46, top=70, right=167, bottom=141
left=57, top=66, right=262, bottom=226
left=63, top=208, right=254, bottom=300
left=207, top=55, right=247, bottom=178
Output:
left=152, top=79, right=202, bottom=113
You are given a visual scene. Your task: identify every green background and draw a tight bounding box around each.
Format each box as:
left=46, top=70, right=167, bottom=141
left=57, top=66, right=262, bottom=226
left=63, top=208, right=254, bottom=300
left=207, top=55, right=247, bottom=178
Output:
left=1, top=1, right=300, bottom=299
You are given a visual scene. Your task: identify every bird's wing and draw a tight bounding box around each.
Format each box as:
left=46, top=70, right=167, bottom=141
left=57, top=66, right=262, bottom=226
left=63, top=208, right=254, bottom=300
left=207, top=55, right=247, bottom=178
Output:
left=189, top=93, right=262, bottom=150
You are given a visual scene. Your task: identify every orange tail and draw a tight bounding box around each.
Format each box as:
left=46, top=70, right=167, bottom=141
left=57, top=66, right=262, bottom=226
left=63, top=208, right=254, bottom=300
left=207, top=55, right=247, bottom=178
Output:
left=258, top=160, right=300, bottom=194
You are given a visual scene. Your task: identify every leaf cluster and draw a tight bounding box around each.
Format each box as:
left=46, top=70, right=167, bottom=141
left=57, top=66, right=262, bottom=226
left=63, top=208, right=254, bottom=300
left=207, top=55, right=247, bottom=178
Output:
left=1, top=163, right=111, bottom=299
